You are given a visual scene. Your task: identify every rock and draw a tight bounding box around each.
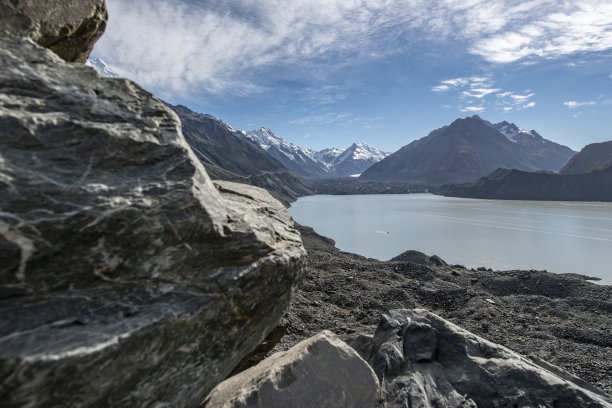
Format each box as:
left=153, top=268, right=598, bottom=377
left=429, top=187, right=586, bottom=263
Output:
left=389, top=250, right=448, bottom=267
left=0, top=35, right=305, bottom=407
left=360, top=309, right=612, bottom=408
left=0, top=0, right=107, bottom=62
left=203, top=330, right=380, bottom=408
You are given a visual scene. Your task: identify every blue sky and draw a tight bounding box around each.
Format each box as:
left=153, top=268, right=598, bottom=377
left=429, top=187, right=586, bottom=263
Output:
left=93, top=0, right=612, bottom=152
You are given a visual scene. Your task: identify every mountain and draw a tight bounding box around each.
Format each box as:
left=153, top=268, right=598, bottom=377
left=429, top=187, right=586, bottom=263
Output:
left=170, top=105, right=314, bottom=205
left=86, top=57, right=119, bottom=78
left=438, top=164, right=612, bottom=202
left=244, top=128, right=330, bottom=178
left=560, top=140, right=612, bottom=174
left=244, top=128, right=388, bottom=178
left=360, top=116, right=576, bottom=185
left=323, top=142, right=388, bottom=177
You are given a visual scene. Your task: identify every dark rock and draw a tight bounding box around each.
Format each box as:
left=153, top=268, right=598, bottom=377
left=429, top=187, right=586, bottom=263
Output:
left=0, top=36, right=305, bottom=407
left=0, top=0, right=107, bottom=62
left=389, top=250, right=448, bottom=267
left=203, top=331, right=380, bottom=408
left=362, top=309, right=612, bottom=408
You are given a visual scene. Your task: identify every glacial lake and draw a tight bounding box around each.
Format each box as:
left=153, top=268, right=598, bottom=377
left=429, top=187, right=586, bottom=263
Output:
left=289, top=193, right=612, bottom=285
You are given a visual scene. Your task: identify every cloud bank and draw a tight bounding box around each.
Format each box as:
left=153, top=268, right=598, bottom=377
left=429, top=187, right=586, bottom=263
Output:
left=95, top=0, right=612, bottom=98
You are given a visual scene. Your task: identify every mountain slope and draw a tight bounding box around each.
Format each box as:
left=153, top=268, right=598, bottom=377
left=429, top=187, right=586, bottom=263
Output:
left=560, top=140, right=612, bottom=174
left=438, top=164, right=612, bottom=202
left=328, top=143, right=388, bottom=176
left=360, top=116, right=575, bottom=185
left=244, top=128, right=388, bottom=178
left=244, top=128, right=330, bottom=178
left=170, top=105, right=314, bottom=205
left=493, top=121, right=576, bottom=171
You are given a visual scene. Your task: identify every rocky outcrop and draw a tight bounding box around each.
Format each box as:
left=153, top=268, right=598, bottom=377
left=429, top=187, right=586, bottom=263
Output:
left=203, top=331, right=380, bottom=408
left=356, top=309, right=612, bottom=408
left=0, top=0, right=107, bottom=62
left=389, top=250, right=447, bottom=267
left=0, top=35, right=305, bottom=408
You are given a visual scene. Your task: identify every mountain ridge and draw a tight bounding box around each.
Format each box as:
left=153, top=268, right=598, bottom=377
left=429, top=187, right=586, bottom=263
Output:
left=360, top=115, right=575, bottom=185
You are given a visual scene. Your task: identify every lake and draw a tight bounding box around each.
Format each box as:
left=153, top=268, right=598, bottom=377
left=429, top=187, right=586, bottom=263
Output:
left=289, top=193, right=612, bottom=285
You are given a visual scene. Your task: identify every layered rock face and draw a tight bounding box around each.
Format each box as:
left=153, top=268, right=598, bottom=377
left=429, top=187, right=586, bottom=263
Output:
left=0, top=0, right=107, bottom=62
left=358, top=309, right=611, bottom=408
left=0, top=33, right=305, bottom=407
left=204, top=331, right=380, bottom=408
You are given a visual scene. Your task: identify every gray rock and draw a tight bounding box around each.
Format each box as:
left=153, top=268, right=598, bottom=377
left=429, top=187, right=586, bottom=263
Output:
left=389, top=250, right=448, bottom=267
left=0, top=0, right=107, bottom=62
left=0, top=36, right=305, bottom=408
left=203, top=330, right=380, bottom=408
left=360, top=309, right=612, bottom=408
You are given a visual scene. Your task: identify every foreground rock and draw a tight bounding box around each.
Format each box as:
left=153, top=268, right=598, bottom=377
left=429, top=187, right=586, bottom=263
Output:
left=204, top=331, right=380, bottom=408
left=275, top=225, right=612, bottom=394
left=0, top=36, right=305, bottom=407
left=0, top=0, right=107, bottom=62
left=357, top=309, right=611, bottom=407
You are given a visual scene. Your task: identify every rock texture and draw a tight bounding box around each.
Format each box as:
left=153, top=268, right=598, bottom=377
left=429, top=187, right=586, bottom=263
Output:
left=0, top=36, right=305, bottom=407
left=203, top=330, right=380, bottom=408
left=0, top=0, right=107, bottom=62
left=358, top=309, right=611, bottom=407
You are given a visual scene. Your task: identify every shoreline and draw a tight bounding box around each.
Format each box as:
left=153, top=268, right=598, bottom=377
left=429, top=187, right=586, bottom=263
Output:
left=273, top=223, right=612, bottom=394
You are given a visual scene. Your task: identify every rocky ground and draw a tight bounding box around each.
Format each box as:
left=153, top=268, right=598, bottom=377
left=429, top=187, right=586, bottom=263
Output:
left=275, top=224, right=612, bottom=394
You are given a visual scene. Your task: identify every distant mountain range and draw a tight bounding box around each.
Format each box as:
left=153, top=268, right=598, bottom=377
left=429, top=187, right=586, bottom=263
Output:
left=360, top=116, right=576, bottom=185
left=439, top=140, right=612, bottom=201
left=242, top=128, right=388, bottom=178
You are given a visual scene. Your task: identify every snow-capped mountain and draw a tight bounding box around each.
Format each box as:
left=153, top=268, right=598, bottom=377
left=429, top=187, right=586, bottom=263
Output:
left=86, top=57, right=119, bottom=78
left=361, top=115, right=576, bottom=185
left=244, top=128, right=330, bottom=178
left=493, top=121, right=545, bottom=145
left=243, top=128, right=389, bottom=178
left=324, top=143, right=389, bottom=177
left=315, top=147, right=344, bottom=164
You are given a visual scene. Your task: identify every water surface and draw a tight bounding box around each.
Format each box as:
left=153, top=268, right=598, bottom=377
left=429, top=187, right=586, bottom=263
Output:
left=289, top=194, right=612, bottom=285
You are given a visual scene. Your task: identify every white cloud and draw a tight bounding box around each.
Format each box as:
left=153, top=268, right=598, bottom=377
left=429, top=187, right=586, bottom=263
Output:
left=95, top=0, right=612, bottom=98
left=459, top=106, right=485, bottom=113
left=290, top=112, right=352, bottom=125
left=563, top=100, right=598, bottom=108
left=432, top=75, right=535, bottom=113
left=471, top=2, right=612, bottom=63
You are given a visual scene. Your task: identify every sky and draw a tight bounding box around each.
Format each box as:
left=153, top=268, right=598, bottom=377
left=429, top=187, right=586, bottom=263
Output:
left=92, top=0, right=612, bottom=153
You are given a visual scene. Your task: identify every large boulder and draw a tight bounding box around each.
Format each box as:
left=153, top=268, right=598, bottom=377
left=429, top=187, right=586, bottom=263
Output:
left=0, top=35, right=305, bottom=407
left=203, top=331, right=380, bottom=408
left=358, top=309, right=612, bottom=408
left=0, top=0, right=107, bottom=62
